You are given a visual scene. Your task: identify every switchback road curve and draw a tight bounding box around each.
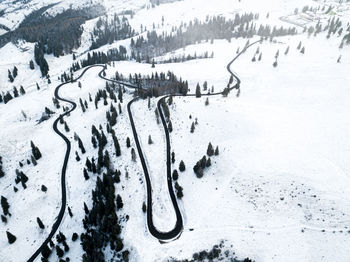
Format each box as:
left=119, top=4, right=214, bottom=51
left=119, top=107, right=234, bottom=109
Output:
left=28, top=39, right=260, bottom=261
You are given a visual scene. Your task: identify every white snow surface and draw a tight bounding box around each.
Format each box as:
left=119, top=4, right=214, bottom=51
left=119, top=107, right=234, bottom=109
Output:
left=0, top=0, right=350, bottom=261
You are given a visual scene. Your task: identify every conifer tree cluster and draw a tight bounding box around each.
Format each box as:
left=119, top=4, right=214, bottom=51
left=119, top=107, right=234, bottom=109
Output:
left=90, top=14, right=135, bottom=50
left=7, top=66, right=18, bottom=82
left=31, top=141, right=42, bottom=160
left=0, top=86, right=26, bottom=104
left=193, top=143, right=219, bottom=178
left=15, top=169, right=29, bottom=189
left=34, top=43, right=49, bottom=76
left=125, top=70, right=188, bottom=98
left=81, top=173, right=129, bottom=261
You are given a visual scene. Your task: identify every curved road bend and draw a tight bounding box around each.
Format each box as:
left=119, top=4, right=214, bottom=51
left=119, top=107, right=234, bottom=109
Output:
left=28, top=65, right=104, bottom=262
left=29, top=39, right=261, bottom=261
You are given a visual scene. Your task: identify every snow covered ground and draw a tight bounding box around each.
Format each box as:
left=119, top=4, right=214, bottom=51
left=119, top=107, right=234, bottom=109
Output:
left=0, top=0, right=350, bottom=261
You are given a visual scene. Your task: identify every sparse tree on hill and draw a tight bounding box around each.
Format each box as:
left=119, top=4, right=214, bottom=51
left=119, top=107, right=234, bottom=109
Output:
left=195, top=83, right=201, bottom=98
left=6, top=231, right=16, bottom=244
left=37, top=217, right=45, bottom=229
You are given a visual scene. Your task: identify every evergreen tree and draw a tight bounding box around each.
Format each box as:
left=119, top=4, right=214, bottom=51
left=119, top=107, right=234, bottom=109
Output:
left=215, top=146, right=219, bottom=155
left=83, top=169, right=89, bottom=180
left=168, top=120, right=173, bottom=133
left=41, top=185, right=47, bottom=192
left=13, top=66, right=18, bottom=78
left=297, top=41, right=302, bottom=50
left=179, top=160, right=186, bottom=172
left=56, top=245, right=64, bottom=258
left=13, top=87, right=19, bottom=98
left=131, top=148, right=136, bottom=162
left=195, top=83, right=201, bottom=98
left=20, top=86, right=25, bottom=95
left=190, top=122, right=195, bottom=133
left=83, top=202, right=89, bottom=214
left=31, top=141, right=42, bottom=160
left=78, top=138, right=86, bottom=154
left=148, top=135, right=153, bottom=144
left=37, top=217, right=45, bottom=229
left=64, top=122, right=70, bottom=132
left=207, top=142, right=214, bottom=156
left=1, top=196, right=10, bottom=216
left=68, top=207, right=73, bottom=217
left=171, top=152, right=175, bottom=164
left=116, top=195, right=123, bottom=209
left=6, top=231, right=16, bottom=244
left=300, top=46, right=305, bottom=54
left=126, top=137, right=131, bottom=148
left=113, top=135, right=121, bottom=156
left=1, top=215, right=7, bottom=223
left=8, top=70, right=14, bottom=83
left=205, top=97, right=209, bottom=106
left=284, top=46, right=289, bottom=55
left=72, top=233, right=78, bottom=241
left=172, top=170, right=179, bottom=181
left=29, top=60, right=35, bottom=70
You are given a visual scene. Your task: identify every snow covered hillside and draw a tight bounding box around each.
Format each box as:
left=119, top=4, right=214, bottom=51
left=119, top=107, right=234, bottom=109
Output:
left=0, top=0, right=350, bottom=261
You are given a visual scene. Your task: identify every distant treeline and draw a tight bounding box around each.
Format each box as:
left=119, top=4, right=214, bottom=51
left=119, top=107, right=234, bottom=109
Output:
left=0, top=4, right=105, bottom=56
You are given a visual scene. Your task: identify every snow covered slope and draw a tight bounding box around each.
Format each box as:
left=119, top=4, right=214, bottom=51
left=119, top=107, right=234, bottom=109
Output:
left=0, top=0, right=350, bottom=261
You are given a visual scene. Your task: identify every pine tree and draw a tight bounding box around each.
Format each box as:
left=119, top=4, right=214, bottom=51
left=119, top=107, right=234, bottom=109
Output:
left=179, top=160, right=186, bottom=172
left=168, top=120, right=173, bottom=133
left=29, top=60, right=35, bottom=70
left=131, top=148, right=136, bottom=162
left=83, top=202, right=89, bottom=214
left=205, top=97, right=209, bottom=106
left=172, top=170, right=179, bottom=180
left=68, top=207, right=73, bottom=217
left=148, top=135, right=153, bottom=144
left=300, top=46, right=305, bottom=54
left=297, top=41, right=302, bottom=50
left=215, top=146, right=219, bottom=155
left=116, top=195, right=123, bottom=209
left=273, top=59, right=278, bottom=67
left=113, top=135, right=121, bottom=156
left=6, top=231, right=16, bottom=244
left=126, top=137, right=131, bottom=148
left=83, top=169, right=89, bottom=180
left=151, top=59, right=155, bottom=68
left=56, top=245, right=64, bottom=258
left=284, top=46, right=289, bottom=55
left=203, top=81, right=208, bottom=91
left=8, top=70, right=14, bottom=83
left=1, top=196, right=10, bottom=216
left=195, top=83, right=201, bottom=98
left=72, top=233, right=78, bottom=241
left=31, top=140, right=42, bottom=161
left=37, top=217, right=45, bottom=229
left=13, top=87, right=19, bottom=97
left=190, top=122, right=195, bottom=133
left=207, top=142, right=214, bottom=156
left=142, top=202, right=146, bottom=213
left=30, top=155, right=38, bottom=166
left=75, top=152, right=80, bottom=162
left=64, top=122, right=70, bottom=132
left=78, top=138, right=86, bottom=154
left=171, top=152, right=175, bottom=164
left=13, top=66, right=18, bottom=78
left=20, top=86, right=25, bottom=95
left=41, top=185, right=47, bottom=192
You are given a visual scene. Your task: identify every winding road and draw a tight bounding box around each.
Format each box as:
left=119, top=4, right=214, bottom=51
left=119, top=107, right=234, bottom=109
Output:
left=28, top=40, right=260, bottom=261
